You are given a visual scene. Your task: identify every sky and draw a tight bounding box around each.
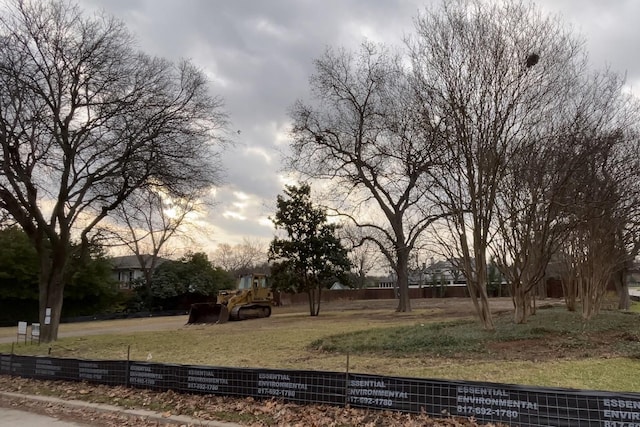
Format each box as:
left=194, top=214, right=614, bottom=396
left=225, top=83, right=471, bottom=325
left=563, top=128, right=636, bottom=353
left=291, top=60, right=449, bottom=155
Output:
left=78, top=0, right=640, bottom=256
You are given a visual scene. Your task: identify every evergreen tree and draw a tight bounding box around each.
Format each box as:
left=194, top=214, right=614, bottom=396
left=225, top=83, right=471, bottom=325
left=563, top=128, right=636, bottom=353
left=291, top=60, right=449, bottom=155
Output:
left=141, top=252, right=234, bottom=310
left=269, top=184, right=351, bottom=316
left=0, top=227, right=120, bottom=324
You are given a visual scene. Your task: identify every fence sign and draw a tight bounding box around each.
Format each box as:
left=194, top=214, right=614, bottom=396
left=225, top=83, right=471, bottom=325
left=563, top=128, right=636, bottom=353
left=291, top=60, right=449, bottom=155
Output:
left=30, top=323, right=40, bottom=344
left=16, top=322, right=27, bottom=344
left=0, top=353, right=638, bottom=427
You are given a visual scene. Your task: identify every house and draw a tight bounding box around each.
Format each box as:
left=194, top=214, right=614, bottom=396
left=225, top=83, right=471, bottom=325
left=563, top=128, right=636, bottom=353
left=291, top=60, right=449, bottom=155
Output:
left=376, top=258, right=467, bottom=289
left=374, top=258, right=508, bottom=297
left=627, top=261, right=640, bottom=287
left=330, top=282, right=350, bottom=290
left=110, top=255, right=169, bottom=289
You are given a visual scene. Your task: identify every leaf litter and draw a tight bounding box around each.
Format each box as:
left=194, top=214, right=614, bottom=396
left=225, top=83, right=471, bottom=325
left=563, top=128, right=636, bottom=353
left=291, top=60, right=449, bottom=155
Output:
left=0, top=375, right=505, bottom=426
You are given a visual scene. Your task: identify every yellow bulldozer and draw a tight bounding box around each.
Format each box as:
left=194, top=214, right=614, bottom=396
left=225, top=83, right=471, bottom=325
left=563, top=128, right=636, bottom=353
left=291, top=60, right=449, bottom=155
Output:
left=187, top=274, right=274, bottom=324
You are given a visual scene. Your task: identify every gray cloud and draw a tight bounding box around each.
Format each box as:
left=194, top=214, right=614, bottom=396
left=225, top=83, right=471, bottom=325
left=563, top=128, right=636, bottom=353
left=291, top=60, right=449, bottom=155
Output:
left=537, top=0, right=640, bottom=85
left=79, top=0, right=640, bottom=250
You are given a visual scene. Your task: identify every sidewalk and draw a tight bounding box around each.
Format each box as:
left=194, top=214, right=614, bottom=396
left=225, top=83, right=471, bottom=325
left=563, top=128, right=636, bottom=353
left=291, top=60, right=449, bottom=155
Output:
left=0, top=407, right=87, bottom=426
left=0, top=391, right=241, bottom=427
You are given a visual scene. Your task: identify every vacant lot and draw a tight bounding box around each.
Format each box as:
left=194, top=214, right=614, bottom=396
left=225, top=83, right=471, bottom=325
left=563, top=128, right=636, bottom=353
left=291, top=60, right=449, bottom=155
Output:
left=1, top=297, right=639, bottom=426
left=1, top=297, right=639, bottom=392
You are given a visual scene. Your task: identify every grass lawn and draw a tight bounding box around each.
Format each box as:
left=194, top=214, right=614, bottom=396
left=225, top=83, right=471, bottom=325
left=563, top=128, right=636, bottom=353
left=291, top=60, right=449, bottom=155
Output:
left=1, top=298, right=639, bottom=393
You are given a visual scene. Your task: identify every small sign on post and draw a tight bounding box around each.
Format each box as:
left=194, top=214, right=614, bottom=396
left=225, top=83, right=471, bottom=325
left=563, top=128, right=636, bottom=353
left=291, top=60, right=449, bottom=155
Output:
left=44, top=307, right=51, bottom=325
left=30, top=323, right=40, bottom=344
left=17, top=321, right=27, bottom=344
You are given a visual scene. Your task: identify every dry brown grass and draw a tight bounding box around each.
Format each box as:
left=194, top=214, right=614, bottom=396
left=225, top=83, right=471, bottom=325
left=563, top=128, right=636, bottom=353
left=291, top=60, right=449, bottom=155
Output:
left=1, top=298, right=638, bottom=391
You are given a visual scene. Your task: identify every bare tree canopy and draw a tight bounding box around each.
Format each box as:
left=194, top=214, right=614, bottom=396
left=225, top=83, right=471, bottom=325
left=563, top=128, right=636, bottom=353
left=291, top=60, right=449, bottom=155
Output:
left=288, top=42, right=445, bottom=312
left=211, top=238, right=268, bottom=277
left=0, top=0, right=227, bottom=341
left=408, top=0, right=592, bottom=329
left=556, top=122, right=640, bottom=318
left=340, top=225, right=383, bottom=289
left=98, top=187, right=205, bottom=294
left=286, top=0, right=640, bottom=326
left=492, top=69, right=639, bottom=322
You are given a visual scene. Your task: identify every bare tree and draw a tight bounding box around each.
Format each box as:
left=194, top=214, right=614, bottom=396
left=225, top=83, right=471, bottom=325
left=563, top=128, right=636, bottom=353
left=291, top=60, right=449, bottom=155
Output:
left=340, top=225, right=383, bottom=289
left=211, top=238, right=268, bottom=277
left=558, top=127, right=640, bottom=319
left=0, top=207, right=14, bottom=228
left=99, top=187, right=205, bottom=293
left=492, top=68, right=638, bottom=322
left=593, top=137, right=640, bottom=314
left=287, top=42, right=445, bottom=312
left=491, top=132, right=574, bottom=323
left=0, top=1, right=227, bottom=341
left=560, top=187, right=620, bottom=319
left=612, top=175, right=640, bottom=311
left=492, top=124, right=586, bottom=322
left=409, top=0, right=585, bottom=329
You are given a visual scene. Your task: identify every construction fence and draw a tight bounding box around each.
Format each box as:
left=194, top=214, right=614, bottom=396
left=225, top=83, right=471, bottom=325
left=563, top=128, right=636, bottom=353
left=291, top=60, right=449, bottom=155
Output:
left=1, top=353, right=639, bottom=426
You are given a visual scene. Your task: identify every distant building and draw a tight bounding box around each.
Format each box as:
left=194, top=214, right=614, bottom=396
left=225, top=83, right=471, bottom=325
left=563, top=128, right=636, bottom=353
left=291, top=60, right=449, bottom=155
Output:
left=374, top=258, right=509, bottom=299
left=626, top=261, right=640, bottom=287
left=376, top=258, right=466, bottom=289
left=330, top=282, right=350, bottom=290
left=109, top=255, right=169, bottom=289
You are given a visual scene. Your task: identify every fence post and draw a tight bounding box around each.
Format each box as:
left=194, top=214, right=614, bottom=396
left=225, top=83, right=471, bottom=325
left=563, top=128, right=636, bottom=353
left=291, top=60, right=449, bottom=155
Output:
left=125, top=345, right=131, bottom=388
left=344, top=353, right=350, bottom=407
left=9, top=343, right=14, bottom=376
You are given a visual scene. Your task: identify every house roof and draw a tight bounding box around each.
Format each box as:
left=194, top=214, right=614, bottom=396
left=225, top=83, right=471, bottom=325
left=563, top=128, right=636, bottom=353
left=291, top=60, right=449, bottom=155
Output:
left=109, top=255, right=170, bottom=270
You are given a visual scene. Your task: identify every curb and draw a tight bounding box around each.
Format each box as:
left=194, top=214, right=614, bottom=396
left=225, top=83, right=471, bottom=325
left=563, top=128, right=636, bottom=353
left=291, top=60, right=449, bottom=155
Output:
left=0, top=391, right=241, bottom=427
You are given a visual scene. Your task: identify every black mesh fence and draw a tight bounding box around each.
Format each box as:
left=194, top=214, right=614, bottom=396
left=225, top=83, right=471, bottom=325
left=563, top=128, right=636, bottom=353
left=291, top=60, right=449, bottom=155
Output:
left=1, top=352, right=639, bottom=426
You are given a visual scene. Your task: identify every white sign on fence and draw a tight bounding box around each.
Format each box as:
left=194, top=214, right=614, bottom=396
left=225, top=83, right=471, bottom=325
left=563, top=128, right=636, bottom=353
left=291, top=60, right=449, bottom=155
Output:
left=17, top=321, right=27, bottom=344
left=31, top=323, right=40, bottom=344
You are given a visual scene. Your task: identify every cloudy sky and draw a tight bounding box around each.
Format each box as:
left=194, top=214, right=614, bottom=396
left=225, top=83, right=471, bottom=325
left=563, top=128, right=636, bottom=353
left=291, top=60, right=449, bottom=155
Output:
left=79, top=0, right=640, bottom=255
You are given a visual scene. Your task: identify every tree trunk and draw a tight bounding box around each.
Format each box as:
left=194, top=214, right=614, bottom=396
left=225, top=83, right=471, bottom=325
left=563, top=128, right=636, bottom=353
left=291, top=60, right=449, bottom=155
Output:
left=526, top=278, right=538, bottom=317
left=457, top=221, right=494, bottom=330
left=529, top=292, right=537, bottom=316
left=307, top=288, right=314, bottom=316
left=511, top=276, right=538, bottom=323
left=34, top=240, right=70, bottom=343
left=477, top=284, right=494, bottom=330
left=307, top=287, right=321, bottom=316
left=469, top=255, right=494, bottom=330
left=581, top=277, right=594, bottom=320
left=562, top=277, right=577, bottom=312
left=38, top=263, right=66, bottom=343
left=467, top=279, right=494, bottom=330
left=395, top=248, right=412, bottom=313
left=513, top=284, right=528, bottom=324
left=315, top=287, right=322, bottom=316
left=614, top=268, right=631, bottom=310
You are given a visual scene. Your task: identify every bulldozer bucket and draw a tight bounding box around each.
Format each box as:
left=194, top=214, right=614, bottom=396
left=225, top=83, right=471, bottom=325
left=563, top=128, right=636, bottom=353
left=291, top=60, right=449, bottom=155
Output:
left=187, top=303, right=229, bottom=324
